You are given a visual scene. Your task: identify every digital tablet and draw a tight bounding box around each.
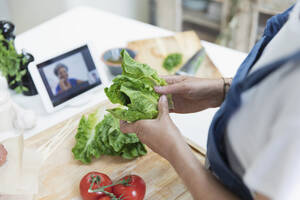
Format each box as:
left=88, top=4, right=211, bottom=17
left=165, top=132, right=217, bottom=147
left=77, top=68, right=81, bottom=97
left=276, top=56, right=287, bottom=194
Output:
left=29, top=43, right=108, bottom=113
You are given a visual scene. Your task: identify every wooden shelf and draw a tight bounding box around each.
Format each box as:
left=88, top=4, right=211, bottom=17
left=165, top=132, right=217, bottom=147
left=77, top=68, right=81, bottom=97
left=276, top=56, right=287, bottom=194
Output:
left=182, top=8, right=221, bottom=31
left=258, top=0, right=295, bottom=16
left=183, top=21, right=219, bottom=42
left=258, top=7, right=280, bottom=16
left=213, top=0, right=224, bottom=3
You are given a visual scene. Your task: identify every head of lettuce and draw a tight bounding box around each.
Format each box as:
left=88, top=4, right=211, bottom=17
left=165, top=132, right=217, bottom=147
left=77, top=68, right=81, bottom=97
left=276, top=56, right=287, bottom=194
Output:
left=105, top=50, right=173, bottom=122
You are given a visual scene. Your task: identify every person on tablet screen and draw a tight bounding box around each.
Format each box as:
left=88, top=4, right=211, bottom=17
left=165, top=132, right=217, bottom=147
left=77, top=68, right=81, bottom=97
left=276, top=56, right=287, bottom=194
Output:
left=54, top=63, right=83, bottom=95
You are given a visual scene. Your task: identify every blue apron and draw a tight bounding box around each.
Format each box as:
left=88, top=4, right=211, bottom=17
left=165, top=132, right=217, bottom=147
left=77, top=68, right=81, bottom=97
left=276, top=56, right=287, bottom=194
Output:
left=206, top=5, right=297, bottom=200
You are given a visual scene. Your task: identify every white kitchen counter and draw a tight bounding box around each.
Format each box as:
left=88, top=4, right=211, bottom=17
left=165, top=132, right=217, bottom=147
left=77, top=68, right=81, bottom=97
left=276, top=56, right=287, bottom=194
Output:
left=6, top=6, right=247, bottom=150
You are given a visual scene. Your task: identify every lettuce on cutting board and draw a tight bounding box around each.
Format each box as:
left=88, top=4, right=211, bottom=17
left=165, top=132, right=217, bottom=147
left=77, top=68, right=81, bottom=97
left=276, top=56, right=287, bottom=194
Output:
left=105, top=50, right=172, bottom=122
left=72, top=112, right=147, bottom=164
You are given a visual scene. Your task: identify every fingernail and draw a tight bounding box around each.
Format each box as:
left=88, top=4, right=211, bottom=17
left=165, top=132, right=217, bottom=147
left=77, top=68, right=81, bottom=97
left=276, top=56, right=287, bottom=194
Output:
left=156, top=85, right=166, bottom=91
left=160, top=95, right=167, bottom=102
left=154, top=86, right=161, bottom=91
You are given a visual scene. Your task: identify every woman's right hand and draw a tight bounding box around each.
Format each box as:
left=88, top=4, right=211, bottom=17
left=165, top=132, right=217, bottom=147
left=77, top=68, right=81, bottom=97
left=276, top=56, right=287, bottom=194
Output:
left=155, top=76, right=224, bottom=114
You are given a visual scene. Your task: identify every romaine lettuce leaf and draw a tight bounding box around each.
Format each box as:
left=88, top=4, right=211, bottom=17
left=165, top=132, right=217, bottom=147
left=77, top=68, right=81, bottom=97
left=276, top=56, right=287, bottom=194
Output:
left=105, top=50, right=172, bottom=122
left=72, top=112, right=102, bottom=164
left=72, top=112, right=147, bottom=164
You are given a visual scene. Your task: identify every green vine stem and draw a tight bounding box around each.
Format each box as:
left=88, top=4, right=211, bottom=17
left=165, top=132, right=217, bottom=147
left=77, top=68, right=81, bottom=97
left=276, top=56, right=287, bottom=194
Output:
left=88, top=175, right=132, bottom=200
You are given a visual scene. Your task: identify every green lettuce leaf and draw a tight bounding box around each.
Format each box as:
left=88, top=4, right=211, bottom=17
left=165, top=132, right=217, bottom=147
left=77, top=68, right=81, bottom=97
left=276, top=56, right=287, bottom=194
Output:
left=72, top=112, right=147, bottom=164
left=121, top=142, right=147, bottom=159
left=72, top=112, right=102, bottom=164
left=105, top=50, right=172, bottom=122
left=163, top=53, right=183, bottom=71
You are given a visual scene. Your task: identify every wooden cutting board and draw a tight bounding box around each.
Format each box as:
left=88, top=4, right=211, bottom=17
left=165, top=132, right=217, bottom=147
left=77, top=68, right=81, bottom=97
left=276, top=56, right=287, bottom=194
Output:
left=127, top=31, right=222, bottom=78
left=25, top=100, right=205, bottom=200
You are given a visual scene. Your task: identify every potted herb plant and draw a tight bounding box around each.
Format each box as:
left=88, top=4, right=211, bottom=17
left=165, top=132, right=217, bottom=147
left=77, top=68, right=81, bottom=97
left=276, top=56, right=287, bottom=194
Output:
left=0, top=21, right=37, bottom=96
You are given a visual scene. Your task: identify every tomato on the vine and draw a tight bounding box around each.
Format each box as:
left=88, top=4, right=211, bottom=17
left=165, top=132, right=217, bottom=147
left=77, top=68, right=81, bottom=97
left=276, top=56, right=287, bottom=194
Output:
left=80, top=172, right=112, bottom=200
left=112, top=175, right=146, bottom=200
left=98, top=196, right=111, bottom=200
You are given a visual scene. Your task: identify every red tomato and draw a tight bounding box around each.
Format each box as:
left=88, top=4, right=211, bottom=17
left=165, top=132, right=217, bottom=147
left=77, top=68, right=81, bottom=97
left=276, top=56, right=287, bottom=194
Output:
left=112, top=175, right=146, bottom=200
left=80, top=172, right=112, bottom=200
left=98, top=197, right=111, bottom=200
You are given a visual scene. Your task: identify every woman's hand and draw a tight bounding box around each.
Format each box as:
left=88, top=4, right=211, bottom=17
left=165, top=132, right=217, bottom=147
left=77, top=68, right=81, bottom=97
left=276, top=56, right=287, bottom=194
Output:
left=59, top=79, right=71, bottom=91
left=155, top=76, right=224, bottom=114
left=120, top=95, right=187, bottom=160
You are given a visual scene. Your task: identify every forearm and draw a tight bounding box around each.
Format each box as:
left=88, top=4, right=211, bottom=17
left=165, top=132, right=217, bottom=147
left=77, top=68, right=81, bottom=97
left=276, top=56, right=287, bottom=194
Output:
left=167, top=140, right=239, bottom=200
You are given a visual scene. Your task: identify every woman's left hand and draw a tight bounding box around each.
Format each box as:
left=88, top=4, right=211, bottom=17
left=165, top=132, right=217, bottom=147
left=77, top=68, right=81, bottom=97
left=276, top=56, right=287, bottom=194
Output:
left=120, top=95, right=186, bottom=160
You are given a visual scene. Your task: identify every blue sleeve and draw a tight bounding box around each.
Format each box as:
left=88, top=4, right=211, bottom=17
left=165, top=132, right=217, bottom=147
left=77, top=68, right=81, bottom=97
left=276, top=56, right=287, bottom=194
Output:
left=69, top=78, right=78, bottom=87
left=56, top=84, right=61, bottom=94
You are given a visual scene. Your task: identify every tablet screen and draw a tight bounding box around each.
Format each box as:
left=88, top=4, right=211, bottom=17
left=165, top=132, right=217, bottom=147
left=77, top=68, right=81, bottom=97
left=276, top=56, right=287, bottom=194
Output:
left=37, top=45, right=102, bottom=107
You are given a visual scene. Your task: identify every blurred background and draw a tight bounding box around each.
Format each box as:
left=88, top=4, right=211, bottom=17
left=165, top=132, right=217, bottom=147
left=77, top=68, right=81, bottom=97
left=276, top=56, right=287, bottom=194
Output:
left=0, top=0, right=296, bottom=52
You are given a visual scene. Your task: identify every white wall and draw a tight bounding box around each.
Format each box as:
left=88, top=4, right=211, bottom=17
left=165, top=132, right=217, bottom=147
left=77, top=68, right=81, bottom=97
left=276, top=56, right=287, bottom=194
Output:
left=7, top=0, right=66, bottom=34
left=5, top=0, right=150, bottom=34
left=0, top=0, right=10, bottom=20
left=65, top=0, right=150, bottom=23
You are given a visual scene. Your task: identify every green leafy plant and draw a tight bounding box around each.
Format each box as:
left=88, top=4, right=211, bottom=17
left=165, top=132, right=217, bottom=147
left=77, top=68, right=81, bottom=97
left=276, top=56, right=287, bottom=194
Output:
left=105, top=50, right=173, bottom=122
left=72, top=112, right=147, bottom=164
left=163, top=53, right=183, bottom=72
left=0, top=32, right=28, bottom=93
